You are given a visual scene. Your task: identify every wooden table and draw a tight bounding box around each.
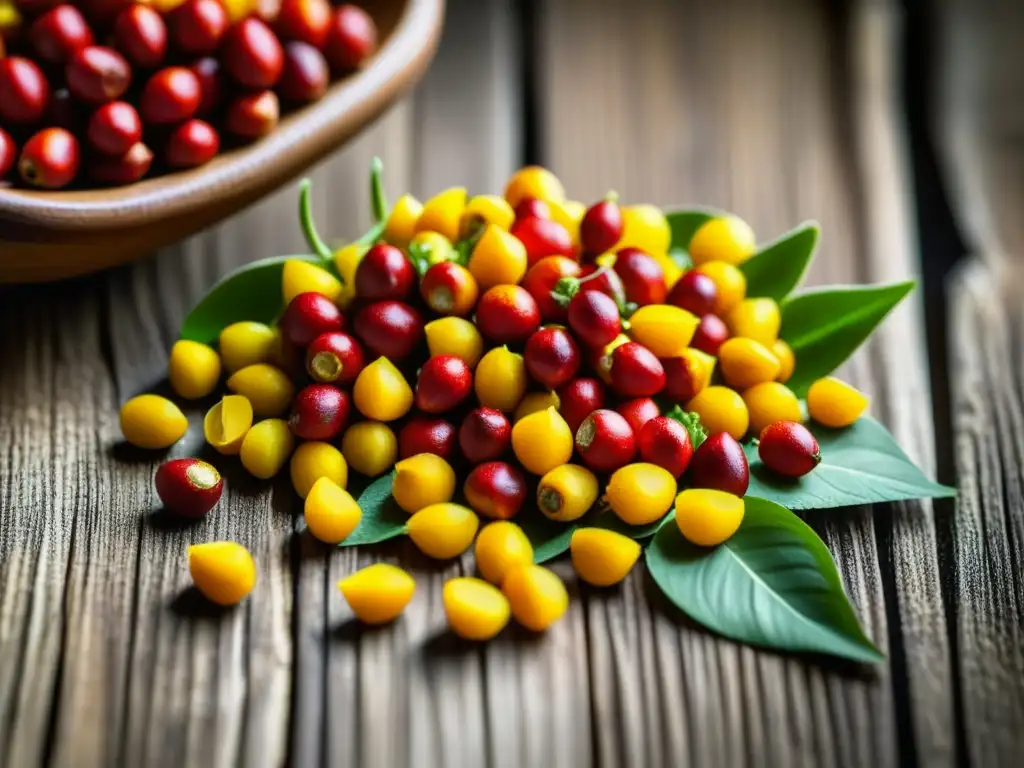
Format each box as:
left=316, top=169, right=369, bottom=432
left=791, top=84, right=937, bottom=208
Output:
left=2, top=1, right=1021, bottom=766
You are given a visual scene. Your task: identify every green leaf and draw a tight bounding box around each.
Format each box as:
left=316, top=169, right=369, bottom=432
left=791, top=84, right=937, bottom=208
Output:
left=646, top=498, right=883, bottom=663
left=369, top=156, right=388, bottom=223
left=339, top=474, right=408, bottom=546
left=589, top=508, right=666, bottom=540
left=518, top=511, right=577, bottom=563
left=665, top=405, right=707, bottom=450
left=781, top=281, right=915, bottom=397
left=668, top=247, right=693, bottom=271
left=744, top=416, right=955, bottom=509
left=666, top=208, right=720, bottom=251
left=740, top=222, right=819, bottom=301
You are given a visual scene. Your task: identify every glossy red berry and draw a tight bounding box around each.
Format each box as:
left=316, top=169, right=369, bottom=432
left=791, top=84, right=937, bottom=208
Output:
left=580, top=199, right=623, bottom=255
left=475, top=285, right=541, bottom=344
left=86, top=101, right=141, bottom=156
left=324, top=3, right=377, bottom=72
left=638, top=416, right=693, bottom=478
left=113, top=4, right=167, bottom=68
left=87, top=141, right=152, bottom=184
left=459, top=407, right=511, bottom=463
left=280, top=292, right=344, bottom=348
left=170, top=0, right=228, bottom=55
left=661, top=354, right=708, bottom=403
left=155, top=458, right=223, bottom=518
left=575, top=409, right=635, bottom=473
left=305, top=331, right=364, bottom=385
left=224, top=17, right=284, bottom=89
left=165, top=119, right=219, bottom=168
left=524, top=326, right=580, bottom=391
left=30, top=4, right=94, bottom=64
left=511, top=216, right=575, bottom=267
left=278, top=41, right=329, bottom=102
left=18, top=128, right=78, bottom=189
left=225, top=90, right=279, bottom=139
left=567, top=288, right=620, bottom=349
left=415, top=355, right=473, bottom=414
left=667, top=270, right=717, bottom=317
left=615, top=397, right=660, bottom=437
left=514, top=197, right=550, bottom=221
left=578, top=264, right=627, bottom=306
left=688, top=432, right=749, bottom=496
left=758, top=421, right=821, bottom=478
left=140, top=67, right=200, bottom=124
left=556, top=377, right=605, bottom=434
left=276, top=0, right=332, bottom=48
left=66, top=46, right=131, bottom=105
left=609, top=342, right=665, bottom=398
left=398, top=417, right=457, bottom=460
left=613, top=247, right=666, bottom=306
left=0, top=129, right=15, bottom=180
left=521, top=256, right=581, bottom=323
left=352, top=300, right=423, bottom=360
left=189, top=57, right=223, bottom=117
left=0, top=57, right=50, bottom=125
left=464, top=462, right=528, bottom=520
left=420, top=262, right=478, bottom=317
left=690, top=313, right=729, bottom=356
left=355, top=243, right=414, bottom=300
left=289, top=384, right=350, bottom=440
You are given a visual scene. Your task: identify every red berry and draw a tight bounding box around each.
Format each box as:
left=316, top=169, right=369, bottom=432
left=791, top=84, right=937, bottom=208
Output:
left=567, top=289, right=620, bottom=349
left=459, top=407, right=511, bottom=463
left=29, top=4, right=93, bottom=64
left=165, top=118, right=219, bottom=168
left=556, top=377, right=605, bottom=435
left=688, top=432, right=749, bottom=496
left=190, top=57, right=223, bottom=117
left=575, top=409, right=635, bottom=473
left=323, top=3, right=376, bottom=72
left=690, top=313, right=729, bottom=356
left=514, top=197, right=550, bottom=221
left=758, top=421, right=821, bottom=478
left=613, top=247, right=666, bottom=306
left=305, top=331, right=364, bottom=385
left=66, top=46, right=131, bottom=105
left=289, top=384, right=350, bottom=440
left=113, top=4, right=167, bottom=68
left=398, top=417, right=456, bottom=460
left=155, top=458, right=222, bottom=518
left=279, top=292, right=344, bottom=348
left=352, top=300, right=423, bottom=360
left=615, top=397, right=660, bottom=437
left=511, top=216, right=575, bottom=268
left=140, top=66, right=200, bottom=124
left=0, top=57, right=50, bottom=125
left=609, top=342, right=665, bottom=398
left=86, top=101, right=141, bottom=156
left=169, top=0, right=228, bottom=55
left=521, top=255, right=581, bottom=323
left=638, top=416, right=693, bottom=478
left=18, top=128, right=78, bottom=188
left=578, top=264, right=627, bottom=306
left=415, top=355, right=473, bottom=414
left=86, top=141, right=153, bottom=184
left=667, top=270, right=717, bottom=317
left=524, top=326, right=580, bottom=391
left=661, top=354, right=708, bottom=403
left=464, top=462, right=528, bottom=520
left=580, top=199, right=623, bottom=255
left=278, top=41, right=329, bottom=102
left=475, top=285, right=541, bottom=344
left=276, top=0, right=331, bottom=48
left=354, top=243, right=414, bottom=300
left=0, top=129, right=18, bottom=180
left=223, top=17, right=284, bottom=89
left=225, top=89, right=279, bottom=139
left=420, top=261, right=478, bottom=317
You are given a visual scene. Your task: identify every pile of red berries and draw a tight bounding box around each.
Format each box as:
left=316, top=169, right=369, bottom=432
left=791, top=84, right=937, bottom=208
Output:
left=0, top=0, right=377, bottom=189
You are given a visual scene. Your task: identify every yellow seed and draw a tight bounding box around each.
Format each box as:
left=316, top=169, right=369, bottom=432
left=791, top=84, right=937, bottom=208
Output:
left=512, top=407, right=574, bottom=475
left=807, top=377, right=869, bottom=428
left=168, top=340, right=221, bottom=400
left=120, top=394, right=188, bottom=449
left=340, top=421, right=398, bottom=476
left=290, top=441, right=348, bottom=499
left=217, top=0, right=255, bottom=22
left=617, top=204, right=671, bottom=255
left=743, top=382, right=803, bottom=435
left=304, top=477, right=361, bottom=544
left=689, top=215, right=757, bottom=267
left=392, top=453, right=456, bottom=513
left=461, top=194, right=515, bottom=237
left=410, top=230, right=454, bottom=265
left=570, top=528, right=642, bottom=587
left=339, top=564, right=415, bottom=625
left=226, top=363, right=294, bottom=417
left=627, top=304, right=700, bottom=357
left=203, top=394, right=254, bottom=455
left=467, top=224, right=528, bottom=290
left=406, top=503, right=480, bottom=560
left=239, top=419, right=294, bottom=479
left=281, top=259, right=342, bottom=304
left=514, top=391, right=561, bottom=423
left=548, top=199, right=586, bottom=249
left=443, top=577, right=511, bottom=641
left=384, top=194, right=424, bottom=247
left=718, top=337, right=782, bottom=390
left=189, top=541, right=256, bottom=606
left=727, top=298, right=781, bottom=347
left=504, top=166, right=565, bottom=209
left=537, top=464, right=599, bottom=521
left=772, top=339, right=796, bottom=383
left=674, top=489, right=745, bottom=547
left=606, top=463, right=677, bottom=526
left=686, top=386, right=749, bottom=441
left=218, top=321, right=280, bottom=373
left=475, top=346, right=527, bottom=412
left=474, top=521, right=534, bottom=585
left=333, top=243, right=368, bottom=310
left=415, top=187, right=468, bottom=242
left=502, top=564, right=568, bottom=632
left=353, top=357, right=413, bottom=422
left=425, top=317, right=484, bottom=369
left=694, top=261, right=747, bottom=316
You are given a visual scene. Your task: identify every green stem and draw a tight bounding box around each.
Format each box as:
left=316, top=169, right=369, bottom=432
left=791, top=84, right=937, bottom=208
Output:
left=299, top=179, right=334, bottom=262
left=370, top=156, right=389, bottom=223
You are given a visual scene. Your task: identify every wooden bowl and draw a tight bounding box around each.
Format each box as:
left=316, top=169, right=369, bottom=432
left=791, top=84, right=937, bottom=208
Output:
left=0, top=0, right=444, bottom=284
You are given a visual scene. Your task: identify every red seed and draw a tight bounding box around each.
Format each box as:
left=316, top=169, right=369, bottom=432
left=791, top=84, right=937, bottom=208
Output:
left=275, top=0, right=332, bottom=48
left=758, top=421, right=821, bottom=478
left=66, top=46, right=131, bottom=105
left=578, top=264, right=627, bottom=306
left=140, top=66, right=201, bottom=124
left=29, top=4, right=94, bottom=64
left=223, top=16, right=284, bottom=89
left=189, top=57, right=224, bottom=117
left=638, top=416, right=693, bottom=478
left=0, top=57, right=50, bottom=125
left=580, top=199, right=623, bottom=255
left=170, top=0, right=228, bottom=55
left=575, top=409, right=635, bottom=473
left=278, top=40, right=329, bottom=102
left=18, top=127, right=78, bottom=188
left=556, top=377, right=605, bottom=435
left=289, top=384, right=350, bottom=441
left=475, top=285, right=542, bottom=344
left=511, top=216, right=575, bottom=268
left=458, top=407, right=511, bottom=463
left=415, top=355, right=473, bottom=414
left=354, top=243, right=415, bottom=301
left=398, top=417, right=456, bottom=460
left=155, top=458, right=223, bottom=517
left=165, top=118, right=219, bottom=168
left=352, top=300, right=423, bottom=360
left=567, top=289, right=620, bottom=349
left=87, top=141, right=153, bottom=184
left=464, top=462, right=528, bottom=520
left=661, top=355, right=708, bottom=403
left=279, top=291, right=344, bottom=348
left=613, top=247, right=666, bottom=306
left=521, top=255, right=581, bottom=323
left=690, top=313, right=729, bottom=356
left=514, top=197, right=550, bottom=222
left=113, top=4, right=167, bottom=68
left=323, top=3, right=377, bottom=72
left=225, top=89, right=279, bottom=140
left=0, top=128, right=17, bottom=180
left=615, top=397, right=660, bottom=437
left=688, top=432, right=750, bottom=496
left=667, top=270, right=717, bottom=317
left=420, top=262, right=478, bottom=317
left=609, top=342, right=665, bottom=398
left=305, top=331, right=365, bottom=385
left=86, top=101, right=141, bottom=156
left=524, top=326, right=580, bottom=391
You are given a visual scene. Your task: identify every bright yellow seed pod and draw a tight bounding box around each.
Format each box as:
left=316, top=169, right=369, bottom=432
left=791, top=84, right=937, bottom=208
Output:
left=718, top=337, right=782, bottom=391
left=537, top=464, right=599, bottom=521
left=339, top=564, right=415, bottom=625
left=240, top=419, right=294, bottom=479
left=215, top=0, right=252, bottom=21
left=406, top=503, right=480, bottom=560
left=474, top=521, right=534, bottom=585
left=168, top=340, right=221, bottom=400
left=290, top=441, right=348, bottom=499
left=226, top=363, right=294, bottom=417
left=606, top=463, right=677, bottom=526
left=727, top=298, right=781, bottom=347
left=425, top=317, right=484, bottom=369
left=593, top=332, right=631, bottom=384
left=204, top=394, right=254, bottom=455
left=807, top=377, right=869, bottom=428
left=694, top=261, right=747, bottom=316
left=514, top=391, right=561, bottom=423
left=0, top=0, right=22, bottom=30
left=627, top=304, right=700, bottom=358
left=385, top=194, right=424, bottom=247
left=675, top=489, right=745, bottom=546
left=353, top=357, right=413, bottom=422
left=772, top=339, right=796, bottom=383
left=461, top=194, right=515, bottom=237
left=443, top=577, right=511, bottom=641
left=570, top=528, right=642, bottom=587
left=502, top=564, right=568, bottom=632
left=333, top=243, right=368, bottom=310
left=340, top=421, right=397, bottom=476
left=689, top=215, right=757, bottom=267
left=475, top=346, right=527, bottom=412
left=304, top=477, right=361, bottom=544
left=410, top=230, right=454, bottom=266
left=120, top=394, right=188, bottom=449
left=549, top=199, right=586, bottom=248
left=618, top=204, right=671, bottom=255
left=504, top=166, right=566, bottom=209
left=650, top=251, right=683, bottom=290
left=743, top=382, right=803, bottom=435
left=218, top=321, right=280, bottom=373
left=392, top=453, right=456, bottom=513
left=512, top=407, right=573, bottom=476
left=467, top=225, right=528, bottom=289
left=281, top=259, right=342, bottom=304
left=149, top=0, right=190, bottom=14
left=189, top=541, right=256, bottom=606
left=415, top=187, right=468, bottom=242
left=686, top=386, right=750, bottom=441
